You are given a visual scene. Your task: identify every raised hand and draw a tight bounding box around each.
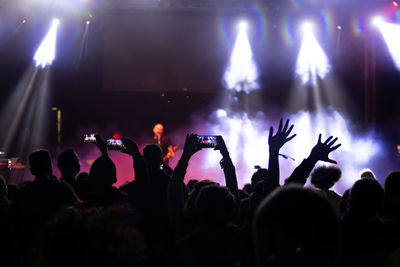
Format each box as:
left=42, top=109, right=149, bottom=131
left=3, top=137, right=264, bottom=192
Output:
left=94, top=133, right=108, bottom=157
left=215, top=135, right=229, bottom=157
left=268, top=118, right=296, bottom=153
left=182, top=133, right=202, bottom=160
left=309, top=134, right=341, bottom=164
left=121, top=137, right=140, bottom=156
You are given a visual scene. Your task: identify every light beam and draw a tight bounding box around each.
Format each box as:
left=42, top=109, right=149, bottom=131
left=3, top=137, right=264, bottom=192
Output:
left=296, top=22, right=331, bottom=85
left=223, top=21, right=259, bottom=94
left=375, top=21, right=400, bottom=71
left=75, top=20, right=90, bottom=68
left=372, top=17, right=383, bottom=27
left=33, top=19, right=59, bottom=68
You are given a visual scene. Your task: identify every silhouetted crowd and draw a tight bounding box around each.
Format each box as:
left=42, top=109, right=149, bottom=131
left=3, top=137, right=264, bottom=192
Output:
left=0, top=119, right=399, bottom=267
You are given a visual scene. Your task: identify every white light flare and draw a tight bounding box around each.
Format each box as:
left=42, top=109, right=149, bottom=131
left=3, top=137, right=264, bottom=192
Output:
left=372, top=17, right=383, bottom=27
left=204, top=112, right=269, bottom=185
left=165, top=109, right=382, bottom=192
left=209, top=110, right=379, bottom=191
left=286, top=110, right=381, bottom=191
left=33, top=19, right=59, bottom=68
left=215, top=108, right=228, bottom=118
left=302, top=22, right=313, bottom=33
left=223, top=21, right=259, bottom=94
left=375, top=21, right=400, bottom=71
left=296, top=22, right=331, bottom=85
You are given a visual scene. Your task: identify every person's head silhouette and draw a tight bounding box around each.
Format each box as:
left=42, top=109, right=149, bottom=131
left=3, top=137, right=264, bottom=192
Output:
left=57, top=149, right=80, bottom=178
left=89, top=156, right=117, bottom=187
left=255, top=185, right=339, bottom=267
left=29, top=149, right=53, bottom=179
left=349, top=178, right=384, bottom=216
left=143, top=144, right=163, bottom=168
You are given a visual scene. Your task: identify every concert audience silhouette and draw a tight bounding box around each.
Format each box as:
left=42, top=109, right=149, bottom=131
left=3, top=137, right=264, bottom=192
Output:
left=0, top=119, right=399, bottom=267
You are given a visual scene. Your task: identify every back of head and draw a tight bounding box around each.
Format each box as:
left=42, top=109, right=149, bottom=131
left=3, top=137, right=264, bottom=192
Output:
left=37, top=207, right=148, bottom=267
left=349, top=178, right=384, bottom=216
left=384, top=171, right=400, bottom=197
left=251, top=168, right=268, bottom=188
left=89, top=157, right=117, bottom=187
left=187, top=179, right=199, bottom=190
left=76, top=172, right=89, bottom=183
left=143, top=144, right=162, bottom=167
left=57, top=149, right=80, bottom=176
left=254, top=185, right=340, bottom=267
left=359, top=168, right=376, bottom=180
left=75, top=172, right=90, bottom=197
left=184, top=180, right=218, bottom=220
left=311, top=166, right=342, bottom=190
left=195, top=185, right=235, bottom=228
left=243, top=183, right=252, bottom=195
left=29, top=149, right=53, bottom=178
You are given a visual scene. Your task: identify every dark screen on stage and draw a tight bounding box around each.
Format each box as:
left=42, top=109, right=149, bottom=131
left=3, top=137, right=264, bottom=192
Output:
left=103, top=10, right=234, bottom=93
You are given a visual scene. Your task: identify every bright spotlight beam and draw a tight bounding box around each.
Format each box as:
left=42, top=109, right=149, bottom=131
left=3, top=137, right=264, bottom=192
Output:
left=372, top=17, right=383, bottom=27
left=33, top=19, right=59, bottom=68
left=223, top=21, right=259, bottom=94
left=302, top=22, right=313, bottom=33
left=238, top=21, right=247, bottom=30
left=376, top=21, right=400, bottom=71
left=296, top=23, right=331, bottom=85
left=75, top=20, right=90, bottom=68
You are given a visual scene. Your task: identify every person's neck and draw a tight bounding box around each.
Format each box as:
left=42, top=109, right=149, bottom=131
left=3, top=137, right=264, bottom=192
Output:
left=35, top=174, right=52, bottom=181
left=61, top=174, right=75, bottom=182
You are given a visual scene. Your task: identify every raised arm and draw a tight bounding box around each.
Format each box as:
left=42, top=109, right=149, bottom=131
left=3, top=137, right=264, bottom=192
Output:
left=267, top=119, right=296, bottom=189
left=121, top=138, right=147, bottom=186
left=286, top=134, right=341, bottom=185
left=167, top=134, right=201, bottom=226
left=215, top=136, right=239, bottom=198
left=94, top=133, right=109, bottom=158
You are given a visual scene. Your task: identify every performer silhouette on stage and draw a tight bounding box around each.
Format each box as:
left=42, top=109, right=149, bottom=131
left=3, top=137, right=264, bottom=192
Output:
left=150, top=123, right=176, bottom=164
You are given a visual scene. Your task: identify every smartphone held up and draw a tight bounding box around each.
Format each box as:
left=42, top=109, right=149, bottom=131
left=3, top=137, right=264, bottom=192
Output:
left=197, top=135, right=221, bottom=148
left=106, top=139, right=126, bottom=150
left=83, top=134, right=126, bottom=151
left=82, top=134, right=96, bottom=143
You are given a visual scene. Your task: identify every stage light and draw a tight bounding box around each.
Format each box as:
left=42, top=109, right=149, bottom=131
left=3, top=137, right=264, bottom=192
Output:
left=376, top=21, right=400, bottom=71
left=393, top=1, right=398, bottom=7
left=75, top=18, right=91, bottom=68
left=372, top=17, right=383, bottom=27
left=302, top=22, right=313, bottom=33
left=113, top=132, right=121, bottom=139
left=337, top=25, right=342, bottom=30
left=296, top=22, right=330, bottom=84
left=33, top=19, right=59, bottom=68
left=223, top=21, right=259, bottom=94
left=238, top=21, right=247, bottom=30
left=215, top=109, right=227, bottom=118
left=22, top=19, right=26, bottom=24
